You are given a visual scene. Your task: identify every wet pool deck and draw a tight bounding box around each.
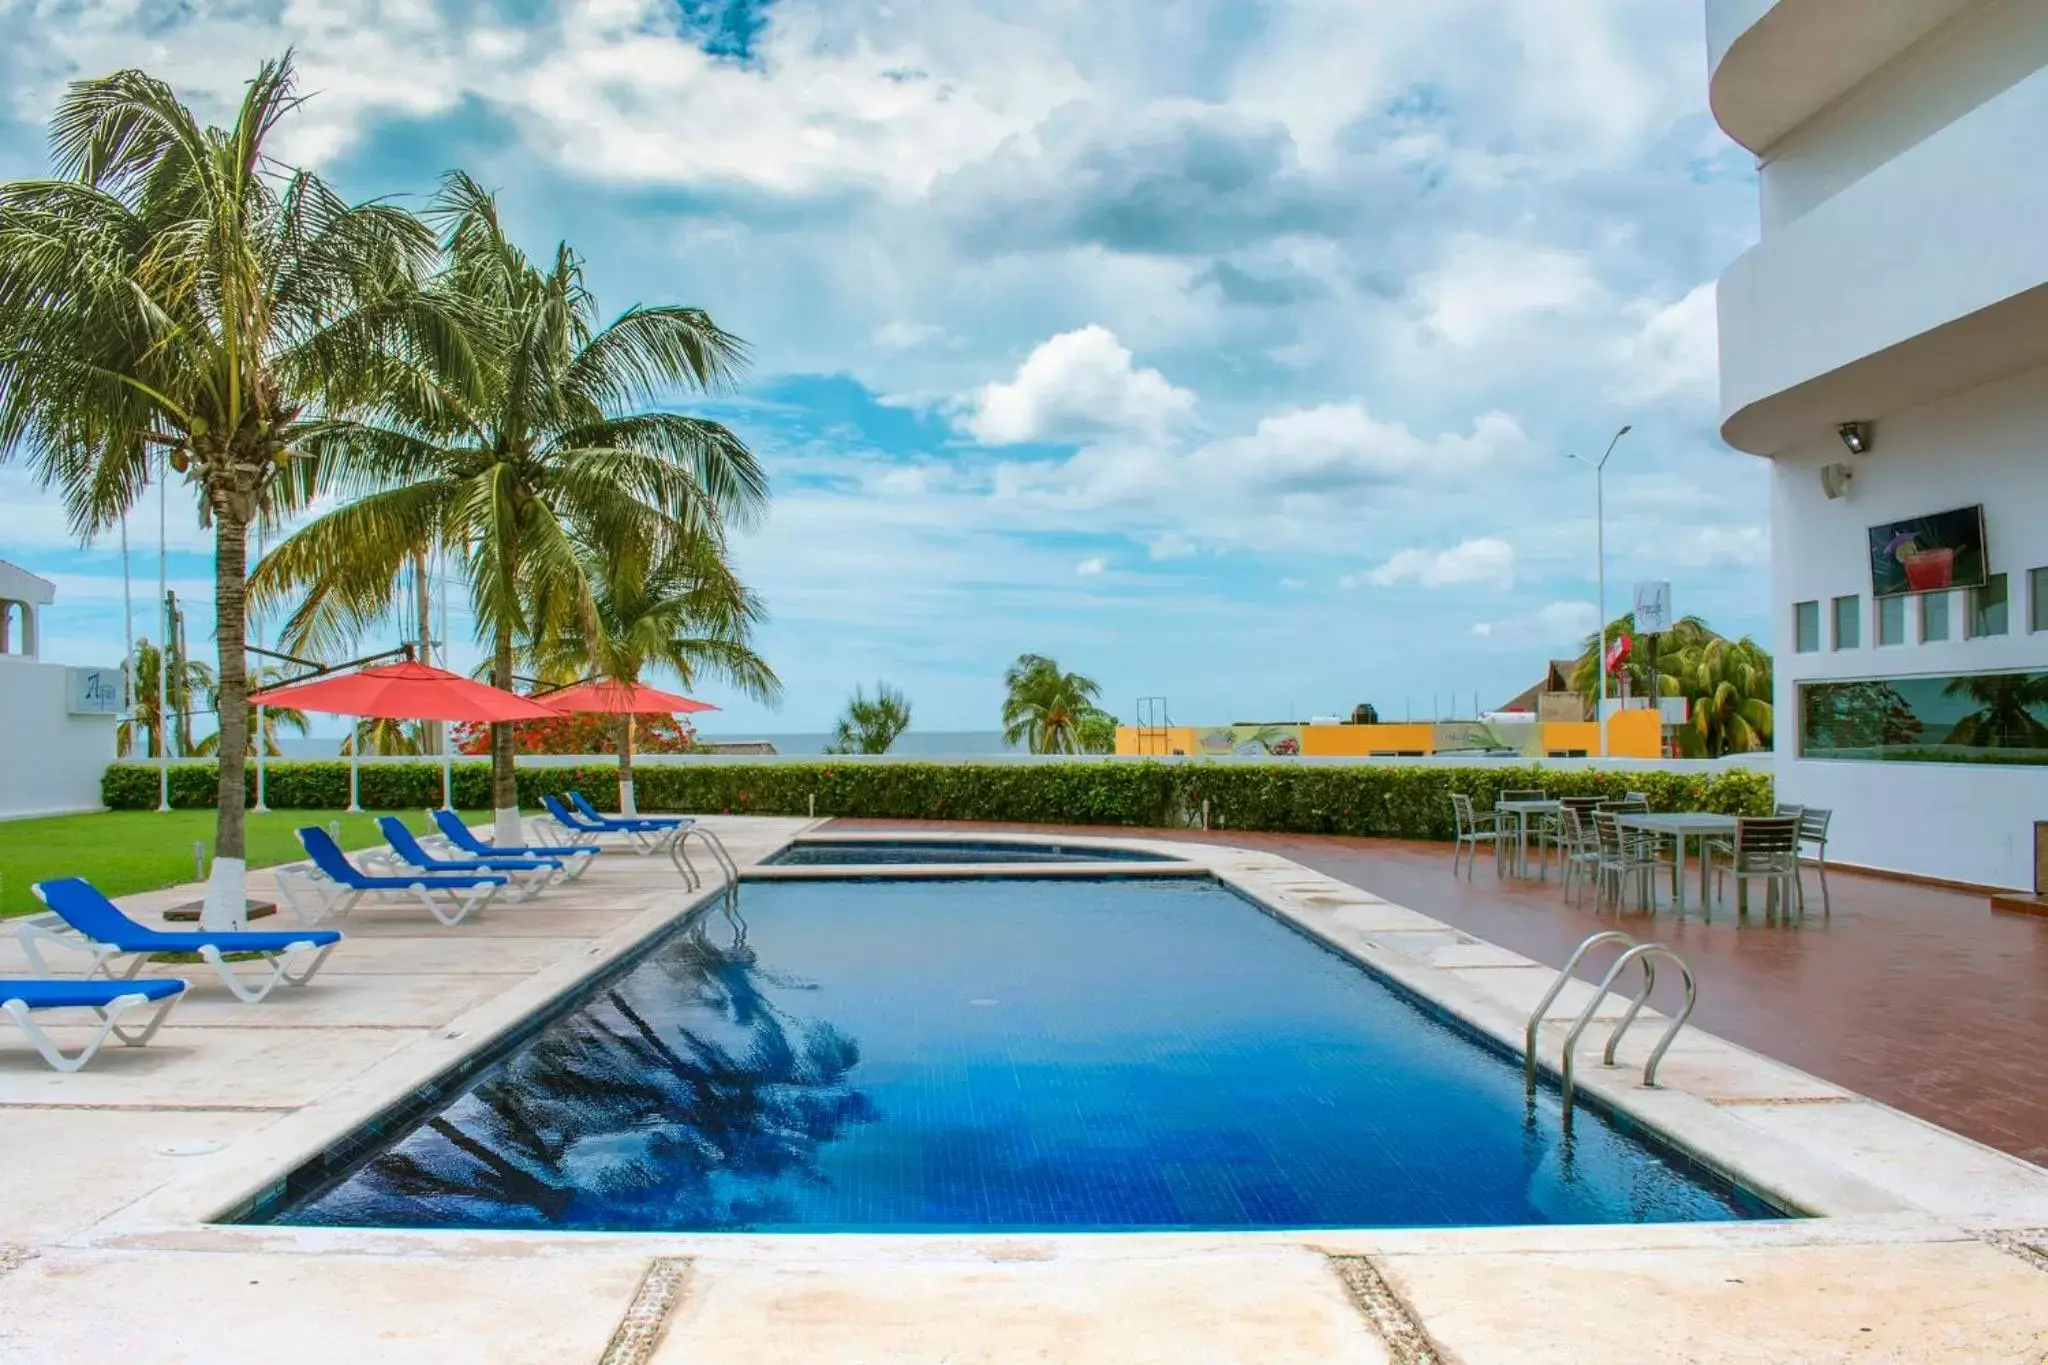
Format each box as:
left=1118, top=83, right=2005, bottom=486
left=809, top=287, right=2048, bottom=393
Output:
left=1, top=816, right=2044, bottom=1363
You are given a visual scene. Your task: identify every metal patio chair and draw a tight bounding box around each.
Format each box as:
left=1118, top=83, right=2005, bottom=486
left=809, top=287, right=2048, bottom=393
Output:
left=1592, top=810, right=1659, bottom=912
left=1706, top=815, right=1803, bottom=917
left=1450, top=793, right=1507, bottom=879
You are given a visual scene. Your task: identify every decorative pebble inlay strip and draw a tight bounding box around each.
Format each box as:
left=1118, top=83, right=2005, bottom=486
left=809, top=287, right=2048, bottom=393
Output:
left=1707, top=1095, right=1857, bottom=1107
left=596, top=1257, right=692, bottom=1365
left=1981, top=1230, right=2048, bottom=1275
left=1329, top=1255, right=1444, bottom=1365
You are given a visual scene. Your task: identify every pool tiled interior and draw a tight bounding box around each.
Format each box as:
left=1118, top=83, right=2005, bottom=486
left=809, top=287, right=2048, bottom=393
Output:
left=1, top=816, right=2044, bottom=1363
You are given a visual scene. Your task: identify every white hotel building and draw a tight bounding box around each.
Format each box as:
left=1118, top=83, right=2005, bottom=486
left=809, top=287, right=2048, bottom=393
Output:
left=1709, top=0, right=2048, bottom=890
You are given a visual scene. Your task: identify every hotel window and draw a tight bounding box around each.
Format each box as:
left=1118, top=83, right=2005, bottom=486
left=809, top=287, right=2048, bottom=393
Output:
left=1793, top=601, right=1820, bottom=653
left=2031, top=567, right=2048, bottom=633
left=1799, top=669, right=2048, bottom=765
left=1876, top=595, right=1905, bottom=647
left=1832, top=594, right=1860, bottom=650
left=1921, top=592, right=1951, bottom=643
left=1970, top=573, right=2009, bottom=638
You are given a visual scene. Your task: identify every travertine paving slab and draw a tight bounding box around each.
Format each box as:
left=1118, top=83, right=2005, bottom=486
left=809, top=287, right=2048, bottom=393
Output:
left=300, top=935, right=598, bottom=975
left=1381, top=1239, right=2048, bottom=1363
left=658, top=1252, right=1392, bottom=1365
left=0, top=1249, right=646, bottom=1364
left=0, top=1108, right=284, bottom=1241
left=141, top=973, right=510, bottom=1028
left=0, top=1025, right=417, bottom=1107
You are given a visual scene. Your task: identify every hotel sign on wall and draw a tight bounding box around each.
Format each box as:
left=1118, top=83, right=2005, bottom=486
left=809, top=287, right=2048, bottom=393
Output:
left=67, top=666, right=122, bottom=716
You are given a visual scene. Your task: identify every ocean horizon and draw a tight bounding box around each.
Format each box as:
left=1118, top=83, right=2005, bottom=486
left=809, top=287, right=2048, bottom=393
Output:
left=271, top=730, right=1020, bottom=759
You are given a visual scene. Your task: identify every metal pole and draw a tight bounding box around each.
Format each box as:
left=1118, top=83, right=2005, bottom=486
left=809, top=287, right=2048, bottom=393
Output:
left=1595, top=460, right=1607, bottom=759
left=156, top=455, right=170, bottom=812
left=252, top=523, right=268, bottom=812
left=119, top=508, right=134, bottom=759
left=348, top=732, right=362, bottom=813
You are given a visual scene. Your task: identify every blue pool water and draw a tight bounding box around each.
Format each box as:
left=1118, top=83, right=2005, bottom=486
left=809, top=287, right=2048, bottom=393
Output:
left=762, top=838, right=1179, bottom=866
left=259, top=878, right=1777, bottom=1231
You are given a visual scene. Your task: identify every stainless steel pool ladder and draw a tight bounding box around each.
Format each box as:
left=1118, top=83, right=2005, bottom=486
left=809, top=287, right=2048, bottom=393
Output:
left=1524, top=930, right=1697, bottom=1127
left=667, top=824, right=741, bottom=901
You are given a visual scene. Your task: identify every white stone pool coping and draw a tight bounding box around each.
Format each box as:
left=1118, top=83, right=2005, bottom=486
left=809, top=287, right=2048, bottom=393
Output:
left=5, top=819, right=2046, bottom=1363
left=81, top=823, right=2048, bottom=1244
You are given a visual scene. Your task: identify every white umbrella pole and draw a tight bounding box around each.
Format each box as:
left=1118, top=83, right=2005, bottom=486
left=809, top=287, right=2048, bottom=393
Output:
left=119, top=508, right=134, bottom=759
left=348, top=730, right=362, bottom=813
left=156, top=456, right=170, bottom=813
left=441, top=743, right=453, bottom=812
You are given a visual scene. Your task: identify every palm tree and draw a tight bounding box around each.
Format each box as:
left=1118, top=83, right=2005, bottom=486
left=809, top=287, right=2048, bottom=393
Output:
left=825, top=683, right=911, bottom=755
left=1668, top=635, right=1773, bottom=757
left=1567, top=613, right=1712, bottom=711
left=253, top=173, right=765, bottom=843
left=339, top=717, right=427, bottom=757
left=1000, top=653, right=1108, bottom=755
left=1942, top=671, right=2048, bottom=750
left=528, top=531, right=779, bottom=812
left=0, top=55, right=436, bottom=924
left=191, top=663, right=310, bottom=757
left=117, top=637, right=215, bottom=758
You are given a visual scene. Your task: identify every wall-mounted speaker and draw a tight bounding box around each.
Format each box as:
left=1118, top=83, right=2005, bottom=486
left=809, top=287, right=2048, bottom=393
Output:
left=1820, top=462, right=1855, bottom=499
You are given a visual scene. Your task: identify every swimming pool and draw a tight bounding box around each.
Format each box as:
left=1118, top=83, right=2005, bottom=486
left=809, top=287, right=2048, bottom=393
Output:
left=762, top=838, right=1180, bottom=866
left=253, top=877, right=1779, bottom=1232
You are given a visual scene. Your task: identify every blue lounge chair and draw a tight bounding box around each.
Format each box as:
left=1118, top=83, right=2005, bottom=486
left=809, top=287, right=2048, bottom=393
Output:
left=572, top=791, right=691, bottom=829
left=286, top=826, right=507, bottom=927
left=22, top=878, right=342, bottom=1005
left=2, top=977, right=184, bottom=1072
left=375, top=817, right=562, bottom=898
left=540, top=793, right=683, bottom=854
left=428, top=808, right=600, bottom=880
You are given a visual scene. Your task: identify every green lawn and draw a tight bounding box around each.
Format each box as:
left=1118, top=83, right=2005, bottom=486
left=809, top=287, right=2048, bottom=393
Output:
left=0, top=808, right=488, bottom=918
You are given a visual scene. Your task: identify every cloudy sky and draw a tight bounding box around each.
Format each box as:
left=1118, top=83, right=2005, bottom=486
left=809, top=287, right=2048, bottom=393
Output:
left=0, top=0, right=1765, bottom=735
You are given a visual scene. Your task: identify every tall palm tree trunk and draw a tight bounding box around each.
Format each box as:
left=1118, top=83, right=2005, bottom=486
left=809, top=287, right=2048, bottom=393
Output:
left=618, top=712, right=637, bottom=815
left=203, top=509, right=251, bottom=929
left=491, top=630, right=521, bottom=844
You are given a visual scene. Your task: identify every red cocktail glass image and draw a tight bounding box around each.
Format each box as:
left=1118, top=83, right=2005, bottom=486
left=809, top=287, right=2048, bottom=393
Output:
left=1902, top=547, right=1954, bottom=590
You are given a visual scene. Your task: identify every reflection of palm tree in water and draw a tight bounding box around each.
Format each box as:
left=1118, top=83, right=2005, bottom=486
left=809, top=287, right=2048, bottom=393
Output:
left=341, top=931, right=876, bottom=1229
left=1942, top=672, right=2048, bottom=750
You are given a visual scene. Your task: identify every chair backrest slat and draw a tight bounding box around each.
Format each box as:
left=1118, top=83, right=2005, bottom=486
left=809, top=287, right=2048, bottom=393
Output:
left=1733, top=815, right=1801, bottom=862
left=1798, top=807, right=1832, bottom=843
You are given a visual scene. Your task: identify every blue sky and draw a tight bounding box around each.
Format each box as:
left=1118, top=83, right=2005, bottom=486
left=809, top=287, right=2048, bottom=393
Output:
left=0, top=0, right=1767, bottom=735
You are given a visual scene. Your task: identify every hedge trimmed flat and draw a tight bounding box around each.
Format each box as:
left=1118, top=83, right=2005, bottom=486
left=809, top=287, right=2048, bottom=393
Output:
left=23, top=878, right=342, bottom=1005
left=1, top=976, right=184, bottom=1072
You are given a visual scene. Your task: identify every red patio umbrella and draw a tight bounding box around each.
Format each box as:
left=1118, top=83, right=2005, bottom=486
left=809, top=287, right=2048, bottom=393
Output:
left=250, top=660, right=560, bottom=723
left=538, top=678, right=718, bottom=814
left=537, top=678, right=719, bottom=716
left=251, top=661, right=560, bottom=818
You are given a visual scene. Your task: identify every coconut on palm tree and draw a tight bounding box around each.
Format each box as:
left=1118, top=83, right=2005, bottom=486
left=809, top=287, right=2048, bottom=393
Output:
left=527, top=530, right=780, bottom=812
left=1001, top=653, right=1108, bottom=755
left=825, top=683, right=911, bottom=755
left=254, top=173, right=765, bottom=843
left=0, top=55, right=436, bottom=924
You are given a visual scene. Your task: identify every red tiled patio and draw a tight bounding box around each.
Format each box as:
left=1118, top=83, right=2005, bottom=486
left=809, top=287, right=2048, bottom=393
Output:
left=829, top=818, right=2048, bottom=1167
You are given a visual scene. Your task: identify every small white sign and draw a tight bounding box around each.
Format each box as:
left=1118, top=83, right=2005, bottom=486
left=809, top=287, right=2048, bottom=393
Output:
left=1633, top=580, right=1673, bottom=634
left=68, top=665, right=123, bottom=716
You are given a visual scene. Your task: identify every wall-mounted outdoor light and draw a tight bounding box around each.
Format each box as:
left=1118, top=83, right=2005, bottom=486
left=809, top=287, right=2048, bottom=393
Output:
left=1837, top=421, right=1873, bottom=455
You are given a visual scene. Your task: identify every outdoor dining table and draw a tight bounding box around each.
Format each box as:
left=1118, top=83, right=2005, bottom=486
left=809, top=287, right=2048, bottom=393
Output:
left=1495, top=798, right=1563, bottom=878
left=1615, top=811, right=1739, bottom=915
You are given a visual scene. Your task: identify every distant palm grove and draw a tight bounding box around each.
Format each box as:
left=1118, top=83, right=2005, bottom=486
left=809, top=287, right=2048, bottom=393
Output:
left=0, top=54, right=772, bottom=904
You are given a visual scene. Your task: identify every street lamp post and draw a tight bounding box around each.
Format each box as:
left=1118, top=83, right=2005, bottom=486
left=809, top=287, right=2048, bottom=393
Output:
left=1568, top=425, right=1633, bottom=759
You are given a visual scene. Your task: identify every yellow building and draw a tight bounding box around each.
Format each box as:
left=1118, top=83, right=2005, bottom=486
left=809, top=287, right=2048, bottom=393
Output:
left=1114, top=709, right=1663, bottom=759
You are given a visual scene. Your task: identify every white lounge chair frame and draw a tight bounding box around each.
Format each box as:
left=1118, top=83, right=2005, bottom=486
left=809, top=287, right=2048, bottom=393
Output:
left=2, top=988, right=181, bottom=1072
left=371, top=840, right=556, bottom=901
left=14, top=918, right=337, bottom=1005
left=272, top=860, right=503, bottom=928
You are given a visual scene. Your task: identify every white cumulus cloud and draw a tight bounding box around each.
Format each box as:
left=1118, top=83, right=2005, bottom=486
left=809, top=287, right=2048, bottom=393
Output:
left=1364, top=537, right=1516, bottom=589
left=961, top=325, right=1197, bottom=445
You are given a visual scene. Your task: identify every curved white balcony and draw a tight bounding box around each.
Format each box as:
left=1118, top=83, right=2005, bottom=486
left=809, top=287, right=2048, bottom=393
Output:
left=1717, top=60, right=2048, bottom=455
left=1708, top=0, right=1979, bottom=153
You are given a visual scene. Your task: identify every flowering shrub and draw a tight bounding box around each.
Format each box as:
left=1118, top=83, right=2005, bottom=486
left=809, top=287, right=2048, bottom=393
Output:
left=449, top=714, right=699, bottom=755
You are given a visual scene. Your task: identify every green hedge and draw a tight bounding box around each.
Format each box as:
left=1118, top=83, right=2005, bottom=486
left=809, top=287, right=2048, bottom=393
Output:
left=102, top=761, right=1772, bottom=840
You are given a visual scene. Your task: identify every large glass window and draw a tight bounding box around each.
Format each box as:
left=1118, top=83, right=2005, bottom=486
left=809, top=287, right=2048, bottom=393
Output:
left=1971, top=573, right=2009, bottom=638
left=1799, top=670, right=2048, bottom=764
left=1876, top=595, right=1905, bottom=647
left=1832, top=595, right=1860, bottom=650
left=1793, top=601, right=1820, bottom=654
left=2031, top=566, right=2048, bottom=633
left=1922, top=592, right=1951, bottom=643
